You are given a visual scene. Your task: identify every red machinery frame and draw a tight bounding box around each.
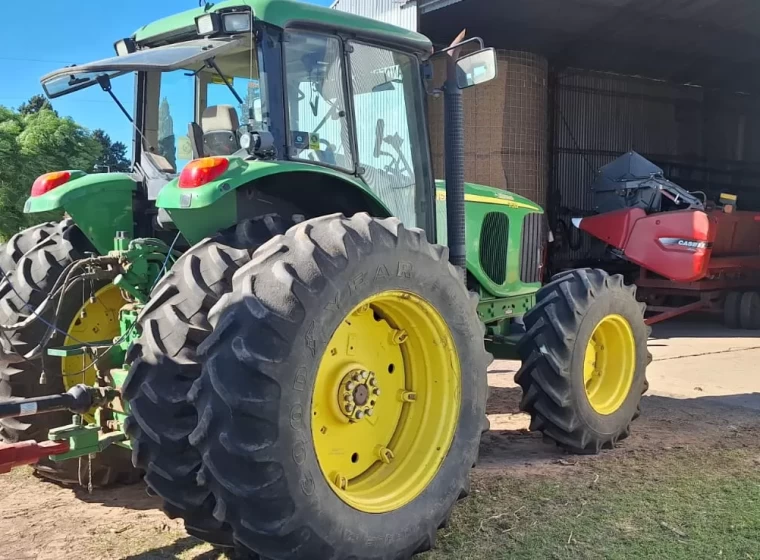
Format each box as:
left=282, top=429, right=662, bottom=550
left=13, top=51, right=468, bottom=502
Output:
left=575, top=207, right=760, bottom=326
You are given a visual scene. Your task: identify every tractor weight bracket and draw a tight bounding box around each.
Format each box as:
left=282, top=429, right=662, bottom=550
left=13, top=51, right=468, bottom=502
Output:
left=47, top=421, right=127, bottom=462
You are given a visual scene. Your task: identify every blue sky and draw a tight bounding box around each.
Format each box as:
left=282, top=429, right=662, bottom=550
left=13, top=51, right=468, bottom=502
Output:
left=0, top=0, right=331, bottom=148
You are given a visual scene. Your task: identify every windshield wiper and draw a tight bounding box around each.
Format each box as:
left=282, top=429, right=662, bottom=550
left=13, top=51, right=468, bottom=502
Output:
left=205, top=58, right=245, bottom=106
left=96, top=74, right=156, bottom=153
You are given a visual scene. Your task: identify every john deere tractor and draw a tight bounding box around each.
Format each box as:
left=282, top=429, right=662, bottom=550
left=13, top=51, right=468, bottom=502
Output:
left=0, top=1, right=649, bottom=557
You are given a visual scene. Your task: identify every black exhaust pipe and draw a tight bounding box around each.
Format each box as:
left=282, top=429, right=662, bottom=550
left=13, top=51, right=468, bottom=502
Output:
left=444, top=51, right=466, bottom=279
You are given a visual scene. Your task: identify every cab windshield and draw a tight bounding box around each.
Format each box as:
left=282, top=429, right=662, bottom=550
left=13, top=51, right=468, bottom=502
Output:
left=152, top=40, right=262, bottom=173
left=40, top=37, right=263, bottom=175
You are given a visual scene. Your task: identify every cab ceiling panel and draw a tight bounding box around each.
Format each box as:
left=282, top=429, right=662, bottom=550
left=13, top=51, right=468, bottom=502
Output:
left=419, top=0, right=760, bottom=92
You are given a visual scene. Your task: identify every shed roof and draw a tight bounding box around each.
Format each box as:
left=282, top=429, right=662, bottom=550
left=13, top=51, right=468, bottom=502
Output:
left=420, top=0, right=760, bottom=93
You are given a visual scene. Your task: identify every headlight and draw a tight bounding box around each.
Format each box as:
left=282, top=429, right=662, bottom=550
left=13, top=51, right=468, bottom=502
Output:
left=222, top=13, right=251, bottom=33
left=195, top=13, right=220, bottom=36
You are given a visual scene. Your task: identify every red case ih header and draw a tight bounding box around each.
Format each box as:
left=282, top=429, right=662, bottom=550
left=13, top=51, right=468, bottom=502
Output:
left=573, top=152, right=760, bottom=326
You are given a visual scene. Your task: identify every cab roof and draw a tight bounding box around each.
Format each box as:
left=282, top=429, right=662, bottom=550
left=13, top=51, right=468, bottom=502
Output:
left=133, top=0, right=433, bottom=54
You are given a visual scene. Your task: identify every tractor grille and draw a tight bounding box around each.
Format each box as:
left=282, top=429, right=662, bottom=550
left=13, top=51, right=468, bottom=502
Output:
left=479, top=212, right=509, bottom=285
left=520, top=212, right=544, bottom=284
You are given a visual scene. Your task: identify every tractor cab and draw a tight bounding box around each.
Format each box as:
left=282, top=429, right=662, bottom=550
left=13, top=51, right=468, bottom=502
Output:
left=40, top=1, right=497, bottom=235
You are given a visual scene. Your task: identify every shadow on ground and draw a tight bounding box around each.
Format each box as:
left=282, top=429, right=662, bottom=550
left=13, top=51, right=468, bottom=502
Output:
left=121, top=536, right=225, bottom=560
left=479, top=385, right=760, bottom=472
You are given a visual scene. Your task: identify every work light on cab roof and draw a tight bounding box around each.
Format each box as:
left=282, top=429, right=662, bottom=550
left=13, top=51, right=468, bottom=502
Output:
left=195, top=10, right=252, bottom=37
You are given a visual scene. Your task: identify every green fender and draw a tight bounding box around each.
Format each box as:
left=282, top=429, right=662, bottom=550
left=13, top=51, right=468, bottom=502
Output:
left=24, top=171, right=136, bottom=255
left=157, top=157, right=393, bottom=244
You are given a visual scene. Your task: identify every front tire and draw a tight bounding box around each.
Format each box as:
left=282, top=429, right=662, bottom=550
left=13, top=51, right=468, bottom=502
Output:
left=516, top=269, right=649, bottom=453
left=189, top=214, right=490, bottom=559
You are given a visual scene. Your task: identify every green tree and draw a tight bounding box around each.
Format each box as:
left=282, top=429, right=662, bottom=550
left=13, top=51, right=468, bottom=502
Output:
left=92, top=129, right=130, bottom=172
left=18, top=94, right=56, bottom=116
left=158, top=97, right=176, bottom=170
left=0, top=101, right=102, bottom=241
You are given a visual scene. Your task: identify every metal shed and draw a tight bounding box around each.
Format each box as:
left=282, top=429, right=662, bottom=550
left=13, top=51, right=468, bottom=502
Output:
left=335, top=0, right=760, bottom=268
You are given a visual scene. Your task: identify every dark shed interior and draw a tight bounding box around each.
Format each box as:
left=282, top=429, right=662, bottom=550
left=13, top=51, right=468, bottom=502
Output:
left=420, top=0, right=760, bottom=267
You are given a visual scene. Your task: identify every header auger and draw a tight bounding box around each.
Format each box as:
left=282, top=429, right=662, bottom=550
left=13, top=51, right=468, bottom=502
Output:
left=0, top=1, right=649, bottom=558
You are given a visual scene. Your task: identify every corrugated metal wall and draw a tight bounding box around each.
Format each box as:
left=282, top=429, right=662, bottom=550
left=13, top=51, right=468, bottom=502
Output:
left=331, top=0, right=418, bottom=31
left=551, top=69, right=760, bottom=267
left=428, top=50, right=549, bottom=207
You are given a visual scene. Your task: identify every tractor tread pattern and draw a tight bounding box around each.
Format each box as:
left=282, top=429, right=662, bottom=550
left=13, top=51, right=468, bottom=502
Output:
left=122, top=215, right=289, bottom=546
left=189, top=214, right=490, bottom=560
left=515, top=268, right=648, bottom=454
left=0, top=221, right=58, bottom=278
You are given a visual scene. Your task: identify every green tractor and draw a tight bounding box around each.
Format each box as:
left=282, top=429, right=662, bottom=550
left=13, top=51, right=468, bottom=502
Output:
left=0, top=1, right=649, bottom=557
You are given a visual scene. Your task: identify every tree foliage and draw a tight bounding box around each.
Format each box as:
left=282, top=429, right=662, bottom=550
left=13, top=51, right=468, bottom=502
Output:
left=93, top=129, right=130, bottom=173
left=0, top=99, right=105, bottom=241
left=18, top=94, right=56, bottom=117
left=157, top=97, right=176, bottom=170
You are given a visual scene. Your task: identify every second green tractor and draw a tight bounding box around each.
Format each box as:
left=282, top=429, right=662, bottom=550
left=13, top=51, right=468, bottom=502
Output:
left=0, top=1, right=649, bottom=558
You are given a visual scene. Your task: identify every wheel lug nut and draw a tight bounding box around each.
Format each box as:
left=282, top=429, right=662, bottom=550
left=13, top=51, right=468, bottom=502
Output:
left=369, top=378, right=377, bottom=387
left=345, top=403, right=354, bottom=412
left=347, top=381, right=356, bottom=390
left=373, top=388, right=381, bottom=396
left=355, top=410, right=364, bottom=420
left=366, top=409, right=373, bottom=417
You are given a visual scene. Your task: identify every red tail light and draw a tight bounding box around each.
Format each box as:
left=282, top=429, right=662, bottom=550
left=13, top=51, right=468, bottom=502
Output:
left=179, top=157, right=229, bottom=189
left=31, top=171, right=71, bottom=197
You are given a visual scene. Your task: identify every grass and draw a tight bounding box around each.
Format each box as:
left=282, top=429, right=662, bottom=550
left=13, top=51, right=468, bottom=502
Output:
left=4, top=448, right=759, bottom=559
left=424, top=448, right=760, bottom=560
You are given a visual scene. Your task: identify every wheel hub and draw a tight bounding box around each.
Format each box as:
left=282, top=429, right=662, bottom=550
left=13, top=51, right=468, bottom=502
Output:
left=311, top=290, right=461, bottom=514
left=339, top=369, right=380, bottom=421
left=583, top=313, right=635, bottom=415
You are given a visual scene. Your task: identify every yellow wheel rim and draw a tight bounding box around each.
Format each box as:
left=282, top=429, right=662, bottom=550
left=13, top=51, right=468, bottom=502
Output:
left=583, top=314, right=636, bottom=415
left=61, top=284, right=125, bottom=416
left=311, top=290, right=461, bottom=514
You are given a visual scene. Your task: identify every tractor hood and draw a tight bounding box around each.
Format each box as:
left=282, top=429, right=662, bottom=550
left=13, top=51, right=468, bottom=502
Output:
left=40, top=37, right=246, bottom=99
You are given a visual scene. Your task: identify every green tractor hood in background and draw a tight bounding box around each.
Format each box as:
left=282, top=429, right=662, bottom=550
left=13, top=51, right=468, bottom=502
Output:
left=24, top=172, right=136, bottom=255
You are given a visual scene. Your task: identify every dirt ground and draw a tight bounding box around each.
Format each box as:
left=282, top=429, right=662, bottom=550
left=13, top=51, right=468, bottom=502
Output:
left=1, top=319, right=759, bottom=560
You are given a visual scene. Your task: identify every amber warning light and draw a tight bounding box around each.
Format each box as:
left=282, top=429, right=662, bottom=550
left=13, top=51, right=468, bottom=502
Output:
left=31, top=171, right=72, bottom=197
left=178, top=157, right=230, bottom=189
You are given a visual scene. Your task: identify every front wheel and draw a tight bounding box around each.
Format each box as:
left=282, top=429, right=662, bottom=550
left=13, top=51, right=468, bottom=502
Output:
left=516, top=269, right=649, bottom=453
left=189, top=214, right=490, bottom=559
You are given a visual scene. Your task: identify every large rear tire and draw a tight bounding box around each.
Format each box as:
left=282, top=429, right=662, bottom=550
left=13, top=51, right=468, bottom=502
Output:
left=123, top=215, right=289, bottom=548
left=516, top=269, right=649, bottom=454
left=189, top=214, right=490, bottom=559
left=0, top=220, right=137, bottom=486
left=0, top=221, right=58, bottom=277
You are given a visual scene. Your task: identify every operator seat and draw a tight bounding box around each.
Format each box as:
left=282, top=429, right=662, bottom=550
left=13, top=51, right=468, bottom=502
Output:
left=201, top=105, right=240, bottom=156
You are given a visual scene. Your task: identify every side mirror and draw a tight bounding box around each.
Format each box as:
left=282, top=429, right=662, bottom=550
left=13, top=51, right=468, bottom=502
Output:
left=456, top=48, right=497, bottom=89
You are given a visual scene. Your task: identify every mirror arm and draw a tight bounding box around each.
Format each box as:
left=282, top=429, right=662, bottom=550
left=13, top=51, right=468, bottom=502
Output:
left=428, top=37, right=485, bottom=61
